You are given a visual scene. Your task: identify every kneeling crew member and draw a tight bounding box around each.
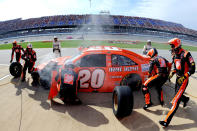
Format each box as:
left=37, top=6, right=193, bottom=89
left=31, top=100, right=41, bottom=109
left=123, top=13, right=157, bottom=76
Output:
left=142, top=48, right=171, bottom=110
left=159, top=38, right=195, bottom=127
left=55, top=64, right=81, bottom=104
left=21, top=43, right=37, bottom=82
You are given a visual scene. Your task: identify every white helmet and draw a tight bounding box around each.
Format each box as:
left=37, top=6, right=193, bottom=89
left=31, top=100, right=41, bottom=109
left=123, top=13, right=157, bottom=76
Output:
left=54, top=36, right=58, bottom=39
left=147, top=40, right=151, bottom=43
left=27, top=43, right=32, bottom=48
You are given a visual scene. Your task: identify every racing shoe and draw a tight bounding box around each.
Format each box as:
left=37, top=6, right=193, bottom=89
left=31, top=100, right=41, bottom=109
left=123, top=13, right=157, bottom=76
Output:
left=143, top=102, right=153, bottom=110
left=183, top=97, right=190, bottom=107
left=160, top=100, right=164, bottom=107
left=159, top=121, right=169, bottom=127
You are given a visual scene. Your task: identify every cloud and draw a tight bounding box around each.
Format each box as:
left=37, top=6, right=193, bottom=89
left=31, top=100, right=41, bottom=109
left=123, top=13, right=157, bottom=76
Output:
left=0, top=0, right=197, bottom=30
left=127, top=0, right=197, bottom=30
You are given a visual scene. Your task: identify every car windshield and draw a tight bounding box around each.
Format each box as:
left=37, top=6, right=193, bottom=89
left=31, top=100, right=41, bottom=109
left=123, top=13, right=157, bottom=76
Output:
left=65, top=53, right=81, bottom=65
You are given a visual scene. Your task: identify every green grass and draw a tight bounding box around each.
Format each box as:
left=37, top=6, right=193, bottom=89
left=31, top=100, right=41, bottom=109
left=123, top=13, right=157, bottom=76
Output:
left=1, top=40, right=197, bottom=51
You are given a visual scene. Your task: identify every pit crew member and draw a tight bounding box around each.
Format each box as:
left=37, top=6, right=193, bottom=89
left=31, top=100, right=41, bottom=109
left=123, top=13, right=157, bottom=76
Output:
left=49, top=64, right=81, bottom=105
left=142, top=48, right=171, bottom=110
left=21, top=43, right=37, bottom=82
left=53, top=36, right=61, bottom=56
left=143, top=40, right=152, bottom=55
left=159, top=38, right=196, bottom=127
left=10, top=41, right=24, bottom=63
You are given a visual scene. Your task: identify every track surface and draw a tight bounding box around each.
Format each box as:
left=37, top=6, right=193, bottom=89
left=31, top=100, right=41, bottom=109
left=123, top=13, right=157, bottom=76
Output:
left=0, top=48, right=197, bottom=131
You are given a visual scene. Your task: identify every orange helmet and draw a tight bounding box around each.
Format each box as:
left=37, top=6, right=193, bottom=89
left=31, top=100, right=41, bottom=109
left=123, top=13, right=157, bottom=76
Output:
left=12, top=41, right=17, bottom=44
left=168, top=38, right=181, bottom=49
left=146, top=48, right=158, bottom=58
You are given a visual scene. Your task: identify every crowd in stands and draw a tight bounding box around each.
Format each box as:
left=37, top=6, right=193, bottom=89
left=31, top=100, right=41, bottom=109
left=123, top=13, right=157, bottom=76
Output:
left=0, top=15, right=197, bottom=40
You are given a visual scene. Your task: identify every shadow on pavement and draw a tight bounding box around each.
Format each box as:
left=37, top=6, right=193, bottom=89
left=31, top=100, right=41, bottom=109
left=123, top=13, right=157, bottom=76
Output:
left=10, top=77, right=51, bottom=110
left=119, top=111, right=160, bottom=131
left=51, top=102, right=109, bottom=127
left=145, top=82, right=197, bottom=130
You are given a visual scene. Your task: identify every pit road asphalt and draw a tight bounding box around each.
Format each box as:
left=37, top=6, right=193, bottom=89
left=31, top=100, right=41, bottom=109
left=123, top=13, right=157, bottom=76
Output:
left=0, top=48, right=197, bottom=131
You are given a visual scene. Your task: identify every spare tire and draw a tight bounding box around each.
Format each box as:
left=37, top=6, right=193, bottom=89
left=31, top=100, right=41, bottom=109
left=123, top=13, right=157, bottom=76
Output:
left=9, top=62, right=22, bottom=78
left=112, top=86, right=133, bottom=118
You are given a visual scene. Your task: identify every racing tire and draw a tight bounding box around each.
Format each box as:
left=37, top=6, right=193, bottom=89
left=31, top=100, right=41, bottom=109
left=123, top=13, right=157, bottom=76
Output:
left=40, top=79, right=50, bottom=89
left=112, top=86, right=133, bottom=118
left=9, top=62, right=22, bottom=78
left=120, top=74, right=142, bottom=91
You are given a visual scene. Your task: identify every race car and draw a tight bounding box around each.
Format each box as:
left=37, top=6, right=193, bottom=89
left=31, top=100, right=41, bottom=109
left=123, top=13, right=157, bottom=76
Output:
left=36, top=46, right=150, bottom=118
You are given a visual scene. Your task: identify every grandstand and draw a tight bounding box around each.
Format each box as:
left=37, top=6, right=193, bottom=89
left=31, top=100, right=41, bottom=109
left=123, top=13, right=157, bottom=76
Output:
left=0, top=14, right=197, bottom=41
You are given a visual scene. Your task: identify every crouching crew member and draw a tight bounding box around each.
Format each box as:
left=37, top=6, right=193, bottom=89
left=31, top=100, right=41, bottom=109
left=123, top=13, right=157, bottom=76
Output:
left=21, top=43, right=37, bottom=82
left=10, top=41, right=24, bottom=63
left=142, top=48, right=171, bottom=110
left=49, top=64, right=81, bottom=105
left=159, top=38, right=196, bottom=127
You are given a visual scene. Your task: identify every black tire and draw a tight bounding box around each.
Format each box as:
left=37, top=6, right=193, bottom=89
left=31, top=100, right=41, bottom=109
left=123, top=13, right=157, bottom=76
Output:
left=40, top=79, right=50, bottom=89
left=9, top=62, right=22, bottom=78
left=120, top=74, right=142, bottom=91
left=112, top=86, right=133, bottom=118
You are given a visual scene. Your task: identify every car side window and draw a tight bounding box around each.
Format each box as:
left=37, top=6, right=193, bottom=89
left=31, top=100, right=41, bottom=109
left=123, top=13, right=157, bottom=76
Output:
left=111, top=54, right=137, bottom=66
left=79, top=54, right=106, bottom=67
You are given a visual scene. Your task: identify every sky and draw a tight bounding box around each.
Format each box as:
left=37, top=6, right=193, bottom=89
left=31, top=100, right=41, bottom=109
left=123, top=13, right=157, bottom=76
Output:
left=0, top=0, right=197, bottom=30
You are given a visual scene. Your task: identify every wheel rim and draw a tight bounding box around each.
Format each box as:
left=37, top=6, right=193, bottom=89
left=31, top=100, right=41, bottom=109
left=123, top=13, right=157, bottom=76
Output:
left=113, top=92, right=118, bottom=111
left=14, top=66, right=19, bottom=74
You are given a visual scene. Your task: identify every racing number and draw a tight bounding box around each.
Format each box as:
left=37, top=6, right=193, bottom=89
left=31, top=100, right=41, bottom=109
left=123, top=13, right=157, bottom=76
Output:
left=78, top=70, right=91, bottom=88
left=79, top=69, right=105, bottom=89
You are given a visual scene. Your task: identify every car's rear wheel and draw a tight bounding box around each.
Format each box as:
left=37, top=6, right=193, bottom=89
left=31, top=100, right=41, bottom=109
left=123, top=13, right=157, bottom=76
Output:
left=112, top=86, right=133, bottom=118
left=9, top=62, right=22, bottom=78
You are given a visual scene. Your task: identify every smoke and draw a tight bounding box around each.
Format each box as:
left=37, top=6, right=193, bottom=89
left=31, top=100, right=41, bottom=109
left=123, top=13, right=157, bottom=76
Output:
left=73, top=14, right=113, bottom=47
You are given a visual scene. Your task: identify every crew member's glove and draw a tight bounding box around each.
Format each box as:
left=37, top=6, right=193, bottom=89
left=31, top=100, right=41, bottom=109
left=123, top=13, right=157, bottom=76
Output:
left=10, top=60, right=13, bottom=63
left=168, top=71, right=175, bottom=81
left=177, top=73, right=190, bottom=85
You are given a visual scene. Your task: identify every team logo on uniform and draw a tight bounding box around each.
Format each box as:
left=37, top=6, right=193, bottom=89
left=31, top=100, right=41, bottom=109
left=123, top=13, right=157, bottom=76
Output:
left=64, top=74, right=74, bottom=85
left=174, top=59, right=181, bottom=70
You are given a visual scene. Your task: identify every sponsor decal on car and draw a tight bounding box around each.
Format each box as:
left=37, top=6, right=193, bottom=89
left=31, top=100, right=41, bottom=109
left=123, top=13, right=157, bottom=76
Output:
left=124, top=66, right=138, bottom=71
left=111, top=76, right=122, bottom=79
left=141, top=64, right=150, bottom=72
left=109, top=67, right=122, bottom=72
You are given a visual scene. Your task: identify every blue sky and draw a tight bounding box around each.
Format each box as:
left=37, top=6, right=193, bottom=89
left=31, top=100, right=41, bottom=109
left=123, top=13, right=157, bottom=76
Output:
left=0, top=0, right=197, bottom=30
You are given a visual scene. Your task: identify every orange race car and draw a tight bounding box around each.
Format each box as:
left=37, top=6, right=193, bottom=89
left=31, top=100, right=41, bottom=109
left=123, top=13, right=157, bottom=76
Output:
left=35, top=46, right=151, bottom=118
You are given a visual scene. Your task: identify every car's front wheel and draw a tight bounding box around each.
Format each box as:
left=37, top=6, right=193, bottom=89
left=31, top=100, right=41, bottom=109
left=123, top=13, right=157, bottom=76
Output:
left=112, top=86, right=133, bottom=118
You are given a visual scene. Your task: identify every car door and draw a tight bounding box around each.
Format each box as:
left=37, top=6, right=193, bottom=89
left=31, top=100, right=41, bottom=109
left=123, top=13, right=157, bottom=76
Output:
left=108, top=53, right=139, bottom=90
left=74, top=53, right=109, bottom=92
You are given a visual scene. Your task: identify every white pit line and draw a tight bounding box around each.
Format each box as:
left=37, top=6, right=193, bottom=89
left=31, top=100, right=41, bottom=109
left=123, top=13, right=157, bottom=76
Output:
left=0, top=64, right=9, bottom=66
left=0, top=75, right=10, bottom=81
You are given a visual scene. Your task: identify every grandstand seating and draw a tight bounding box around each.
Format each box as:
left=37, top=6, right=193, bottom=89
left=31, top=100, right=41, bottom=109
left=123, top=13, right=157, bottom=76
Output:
left=0, top=14, right=197, bottom=40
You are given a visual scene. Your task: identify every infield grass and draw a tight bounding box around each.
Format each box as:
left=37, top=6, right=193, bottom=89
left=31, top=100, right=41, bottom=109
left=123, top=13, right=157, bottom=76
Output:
left=0, top=40, right=197, bottom=51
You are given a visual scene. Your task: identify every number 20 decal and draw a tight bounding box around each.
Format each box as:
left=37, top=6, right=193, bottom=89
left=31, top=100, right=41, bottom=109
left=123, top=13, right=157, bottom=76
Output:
left=79, top=69, right=105, bottom=89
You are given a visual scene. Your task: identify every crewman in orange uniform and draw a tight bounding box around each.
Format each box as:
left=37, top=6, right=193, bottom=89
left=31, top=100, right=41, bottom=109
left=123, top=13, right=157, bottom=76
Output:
left=142, top=48, right=171, bottom=110
left=159, top=38, right=195, bottom=127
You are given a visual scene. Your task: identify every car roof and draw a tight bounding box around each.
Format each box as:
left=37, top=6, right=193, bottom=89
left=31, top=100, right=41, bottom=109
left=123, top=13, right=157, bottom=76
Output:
left=82, top=46, right=149, bottom=61
left=82, top=46, right=122, bottom=53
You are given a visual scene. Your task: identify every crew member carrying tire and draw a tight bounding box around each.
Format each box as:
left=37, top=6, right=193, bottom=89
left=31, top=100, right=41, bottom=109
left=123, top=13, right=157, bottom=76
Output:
left=49, top=64, right=81, bottom=105
left=21, top=43, right=37, bottom=82
left=10, top=41, right=24, bottom=63
left=53, top=36, right=61, bottom=57
left=142, top=48, right=171, bottom=110
left=159, top=38, right=196, bottom=127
